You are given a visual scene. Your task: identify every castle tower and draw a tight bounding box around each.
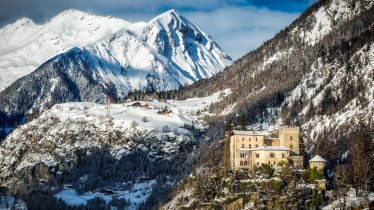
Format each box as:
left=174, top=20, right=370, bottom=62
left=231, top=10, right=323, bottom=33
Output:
left=279, top=126, right=300, bottom=155
left=309, top=155, right=327, bottom=170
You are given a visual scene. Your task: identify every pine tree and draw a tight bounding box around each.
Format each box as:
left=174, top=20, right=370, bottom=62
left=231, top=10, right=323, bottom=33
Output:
left=222, top=135, right=231, bottom=177
left=239, top=114, right=247, bottom=130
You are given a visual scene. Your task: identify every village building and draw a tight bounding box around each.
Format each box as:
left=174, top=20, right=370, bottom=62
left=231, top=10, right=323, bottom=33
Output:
left=309, top=155, right=327, bottom=170
left=229, top=126, right=303, bottom=170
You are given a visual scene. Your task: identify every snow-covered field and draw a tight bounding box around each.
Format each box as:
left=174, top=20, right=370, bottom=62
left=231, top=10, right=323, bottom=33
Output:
left=41, top=88, right=230, bottom=133
left=323, top=188, right=374, bottom=210
left=56, top=180, right=155, bottom=209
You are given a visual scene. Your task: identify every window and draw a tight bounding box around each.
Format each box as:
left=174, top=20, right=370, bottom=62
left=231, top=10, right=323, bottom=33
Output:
left=256, top=138, right=258, bottom=142
left=242, top=137, right=244, bottom=141
left=290, top=136, right=293, bottom=141
left=274, top=161, right=276, bottom=165
left=268, top=161, right=270, bottom=164
left=242, top=144, right=245, bottom=148
left=270, top=153, right=275, bottom=158
left=244, top=161, right=248, bottom=166
left=257, top=162, right=259, bottom=165
left=282, top=153, right=285, bottom=158
left=290, top=144, right=293, bottom=150
left=249, top=138, right=251, bottom=141
left=249, top=144, right=251, bottom=149
left=240, top=161, right=243, bottom=166
left=240, top=152, right=247, bottom=158
left=256, top=153, right=260, bottom=158
left=255, top=144, right=258, bottom=148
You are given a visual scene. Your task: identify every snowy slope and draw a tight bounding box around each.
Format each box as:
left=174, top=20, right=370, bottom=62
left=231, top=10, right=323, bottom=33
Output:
left=0, top=9, right=232, bottom=92
left=0, top=9, right=135, bottom=92
left=283, top=42, right=374, bottom=151
left=295, top=0, right=374, bottom=45
left=259, top=0, right=374, bottom=73
left=0, top=89, right=228, bottom=186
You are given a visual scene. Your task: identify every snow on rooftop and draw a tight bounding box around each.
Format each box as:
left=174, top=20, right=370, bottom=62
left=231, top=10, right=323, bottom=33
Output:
left=309, top=155, right=327, bottom=162
left=232, top=130, right=268, bottom=136
left=238, top=146, right=291, bottom=151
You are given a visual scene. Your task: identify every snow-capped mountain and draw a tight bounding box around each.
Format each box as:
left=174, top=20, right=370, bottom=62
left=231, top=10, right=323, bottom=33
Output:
left=0, top=9, right=232, bottom=92
left=0, top=9, right=134, bottom=92
left=0, top=9, right=231, bottom=138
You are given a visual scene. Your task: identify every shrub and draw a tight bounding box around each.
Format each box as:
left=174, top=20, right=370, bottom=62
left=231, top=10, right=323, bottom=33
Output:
left=307, top=168, right=323, bottom=183
left=260, top=164, right=275, bottom=178
left=131, top=121, right=138, bottom=128
left=162, top=125, right=170, bottom=133
left=141, top=116, right=149, bottom=122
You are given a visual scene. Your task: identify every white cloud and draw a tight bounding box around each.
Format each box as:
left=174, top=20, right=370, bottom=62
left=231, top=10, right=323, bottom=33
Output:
left=0, top=0, right=301, bottom=60
left=184, top=7, right=299, bottom=59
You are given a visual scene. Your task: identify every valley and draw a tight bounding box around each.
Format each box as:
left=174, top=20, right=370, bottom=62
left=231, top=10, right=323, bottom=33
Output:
left=0, top=0, right=373, bottom=209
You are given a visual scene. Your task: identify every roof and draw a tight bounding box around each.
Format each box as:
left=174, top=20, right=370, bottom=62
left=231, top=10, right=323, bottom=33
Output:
left=232, top=130, right=267, bottom=136
left=238, top=146, right=291, bottom=151
left=309, top=155, right=327, bottom=162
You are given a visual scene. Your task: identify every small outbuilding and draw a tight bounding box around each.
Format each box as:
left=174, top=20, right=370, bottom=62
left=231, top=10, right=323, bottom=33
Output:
left=309, top=155, right=327, bottom=170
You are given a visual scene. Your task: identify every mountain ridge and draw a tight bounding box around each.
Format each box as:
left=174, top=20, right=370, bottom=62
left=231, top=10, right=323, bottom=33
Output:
left=0, top=9, right=231, bottom=92
left=0, top=9, right=231, bottom=138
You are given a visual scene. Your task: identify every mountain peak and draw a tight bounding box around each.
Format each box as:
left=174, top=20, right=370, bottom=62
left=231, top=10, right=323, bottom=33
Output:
left=163, top=9, right=182, bottom=17
left=0, top=17, right=35, bottom=35
left=15, top=17, right=35, bottom=25
left=5, top=17, right=35, bottom=29
left=57, top=8, right=90, bottom=17
left=51, top=9, right=94, bottom=21
left=148, top=9, right=188, bottom=26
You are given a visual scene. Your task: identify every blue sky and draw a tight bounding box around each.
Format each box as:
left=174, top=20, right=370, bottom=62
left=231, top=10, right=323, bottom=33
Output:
left=0, top=0, right=316, bottom=59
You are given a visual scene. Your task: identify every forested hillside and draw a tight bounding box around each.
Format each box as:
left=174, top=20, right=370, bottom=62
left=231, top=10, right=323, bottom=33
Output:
left=158, top=0, right=374, bottom=208
left=143, top=0, right=374, bottom=167
left=0, top=0, right=373, bottom=209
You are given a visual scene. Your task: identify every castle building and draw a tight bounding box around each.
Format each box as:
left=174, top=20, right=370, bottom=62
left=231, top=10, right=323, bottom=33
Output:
left=229, top=126, right=303, bottom=170
left=309, top=155, right=327, bottom=170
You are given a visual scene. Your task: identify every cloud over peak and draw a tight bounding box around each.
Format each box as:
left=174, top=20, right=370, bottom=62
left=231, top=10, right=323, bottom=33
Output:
left=0, top=0, right=313, bottom=59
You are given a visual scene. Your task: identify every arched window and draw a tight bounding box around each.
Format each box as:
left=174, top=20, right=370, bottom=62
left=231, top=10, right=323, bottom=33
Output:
left=244, top=161, right=248, bottom=166
left=240, top=161, right=243, bottom=166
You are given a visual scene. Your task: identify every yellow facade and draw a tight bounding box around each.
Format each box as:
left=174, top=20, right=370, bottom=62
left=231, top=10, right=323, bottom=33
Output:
left=265, top=138, right=280, bottom=146
left=229, top=127, right=300, bottom=171
left=230, top=132, right=265, bottom=150
left=279, top=127, right=300, bottom=155
left=309, top=155, right=327, bottom=170
left=309, top=161, right=326, bottom=170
